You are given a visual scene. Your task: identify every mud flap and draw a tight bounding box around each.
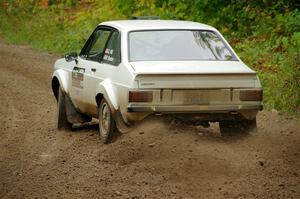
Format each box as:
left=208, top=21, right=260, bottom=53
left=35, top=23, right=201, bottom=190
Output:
left=114, top=111, right=132, bottom=133
left=65, top=95, right=92, bottom=124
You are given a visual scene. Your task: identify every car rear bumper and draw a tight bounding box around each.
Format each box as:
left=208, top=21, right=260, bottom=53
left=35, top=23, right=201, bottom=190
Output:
left=127, top=104, right=263, bottom=113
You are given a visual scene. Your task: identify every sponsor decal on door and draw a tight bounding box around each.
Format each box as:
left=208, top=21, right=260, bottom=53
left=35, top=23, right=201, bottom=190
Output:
left=72, top=67, right=85, bottom=88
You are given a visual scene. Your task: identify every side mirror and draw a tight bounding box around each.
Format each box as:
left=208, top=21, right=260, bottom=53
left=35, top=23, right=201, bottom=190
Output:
left=65, top=52, right=78, bottom=62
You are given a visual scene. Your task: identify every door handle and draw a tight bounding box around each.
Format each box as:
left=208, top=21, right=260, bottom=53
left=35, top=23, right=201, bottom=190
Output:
left=91, top=68, right=96, bottom=72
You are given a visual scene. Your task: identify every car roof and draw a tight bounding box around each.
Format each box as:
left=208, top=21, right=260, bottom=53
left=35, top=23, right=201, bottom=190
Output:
left=100, top=20, right=216, bottom=32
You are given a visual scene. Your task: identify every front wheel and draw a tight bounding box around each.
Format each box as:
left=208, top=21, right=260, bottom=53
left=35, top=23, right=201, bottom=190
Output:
left=98, top=99, right=116, bottom=144
left=219, top=118, right=257, bottom=136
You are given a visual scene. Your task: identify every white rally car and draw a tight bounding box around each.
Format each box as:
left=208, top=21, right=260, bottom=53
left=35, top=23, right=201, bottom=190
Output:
left=52, top=19, right=263, bottom=143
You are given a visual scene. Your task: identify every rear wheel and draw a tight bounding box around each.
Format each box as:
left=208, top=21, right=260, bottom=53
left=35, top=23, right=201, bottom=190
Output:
left=98, top=99, right=116, bottom=144
left=219, top=118, right=257, bottom=136
left=57, top=86, right=72, bottom=130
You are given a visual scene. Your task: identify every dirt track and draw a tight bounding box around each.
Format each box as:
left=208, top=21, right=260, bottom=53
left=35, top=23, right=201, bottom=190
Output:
left=0, top=40, right=299, bottom=199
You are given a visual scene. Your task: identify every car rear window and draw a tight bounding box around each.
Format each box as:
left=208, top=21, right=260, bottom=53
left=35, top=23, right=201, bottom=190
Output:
left=129, top=30, right=237, bottom=62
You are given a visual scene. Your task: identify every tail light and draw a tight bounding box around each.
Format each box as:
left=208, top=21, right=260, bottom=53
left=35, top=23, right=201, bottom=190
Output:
left=129, top=91, right=153, bottom=102
left=239, top=89, right=263, bottom=101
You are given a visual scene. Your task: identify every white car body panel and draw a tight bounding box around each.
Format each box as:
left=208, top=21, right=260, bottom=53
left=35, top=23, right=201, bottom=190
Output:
left=135, top=74, right=259, bottom=89
left=130, top=61, right=255, bottom=74
left=97, top=78, right=118, bottom=110
left=101, top=20, right=215, bottom=33
left=53, top=59, right=73, bottom=94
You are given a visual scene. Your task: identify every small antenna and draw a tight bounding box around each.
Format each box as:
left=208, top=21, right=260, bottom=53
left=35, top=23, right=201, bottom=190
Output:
left=131, top=16, right=160, bottom=20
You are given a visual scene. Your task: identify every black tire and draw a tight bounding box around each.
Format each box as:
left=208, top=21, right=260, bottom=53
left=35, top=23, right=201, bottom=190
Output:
left=219, top=118, right=257, bottom=136
left=98, top=99, right=116, bottom=144
left=57, top=86, right=72, bottom=130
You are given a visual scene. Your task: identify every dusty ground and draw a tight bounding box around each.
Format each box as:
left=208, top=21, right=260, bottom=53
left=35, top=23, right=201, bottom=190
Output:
left=0, top=40, right=299, bottom=199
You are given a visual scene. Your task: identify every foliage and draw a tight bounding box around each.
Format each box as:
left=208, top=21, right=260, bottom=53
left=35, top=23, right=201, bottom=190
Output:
left=0, top=0, right=299, bottom=114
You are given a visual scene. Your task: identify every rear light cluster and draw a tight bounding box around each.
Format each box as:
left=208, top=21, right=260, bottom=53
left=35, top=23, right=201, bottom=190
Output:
left=239, top=90, right=263, bottom=101
left=129, top=91, right=153, bottom=102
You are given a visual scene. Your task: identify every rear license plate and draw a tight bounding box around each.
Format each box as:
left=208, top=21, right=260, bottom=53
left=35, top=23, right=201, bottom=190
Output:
left=172, top=90, right=209, bottom=105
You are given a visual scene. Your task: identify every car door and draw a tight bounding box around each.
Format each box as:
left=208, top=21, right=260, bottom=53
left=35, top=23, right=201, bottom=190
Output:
left=83, top=29, right=122, bottom=116
left=70, top=27, right=112, bottom=114
left=71, top=26, right=121, bottom=116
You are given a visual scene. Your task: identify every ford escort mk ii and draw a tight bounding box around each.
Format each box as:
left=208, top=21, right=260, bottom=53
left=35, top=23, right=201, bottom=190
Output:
left=51, top=20, right=263, bottom=143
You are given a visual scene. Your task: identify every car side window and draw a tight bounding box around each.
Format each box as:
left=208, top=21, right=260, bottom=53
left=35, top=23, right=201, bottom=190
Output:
left=102, top=31, right=121, bottom=66
left=86, top=29, right=111, bottom=62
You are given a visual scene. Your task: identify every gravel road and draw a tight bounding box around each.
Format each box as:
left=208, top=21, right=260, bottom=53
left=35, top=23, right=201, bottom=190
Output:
left=0, top=40, right=299, bottom=199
